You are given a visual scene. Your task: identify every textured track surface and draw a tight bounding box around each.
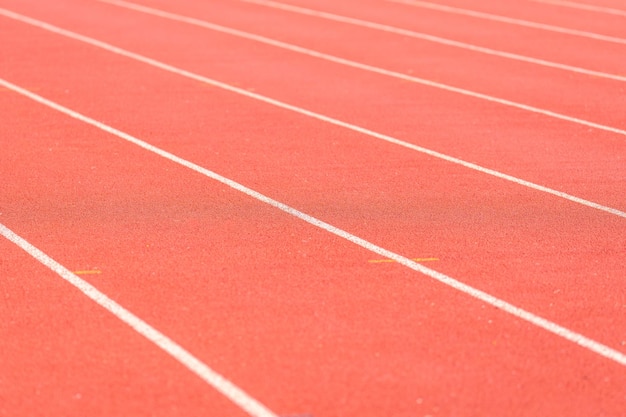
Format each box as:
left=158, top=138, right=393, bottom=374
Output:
left=1, top=0, right=625, bottom=416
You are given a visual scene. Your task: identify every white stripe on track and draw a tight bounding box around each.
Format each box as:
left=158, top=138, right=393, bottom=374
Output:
left=2, top=78, right=626, bottom=368
left=1, top=8, right=625, bottom=220
left=0, top=222, right=279, bottom=417
left=0, top=8, right=625, bottom=220
left=12, top=3, right=626, bottom=142
left=101, top=0, right=626, bottom=84
left=529, top=0, right=626, bottom=17
left=387, top=0, right=626, bottom=45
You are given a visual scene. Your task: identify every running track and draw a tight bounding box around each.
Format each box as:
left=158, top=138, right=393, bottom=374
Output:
left=1, top=0, right=625, bottom=415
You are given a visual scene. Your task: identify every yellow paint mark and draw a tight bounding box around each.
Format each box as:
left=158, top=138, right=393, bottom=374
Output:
left=73, top=270, right=102, bottom=275
left=368, top=257, right=439, bottom=264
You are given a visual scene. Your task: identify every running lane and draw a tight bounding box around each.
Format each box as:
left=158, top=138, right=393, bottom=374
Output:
left=229, top=0, right=626, bottom=73
left=2, top=2, right=626, bottom=417
left=93, top=0, right=626, bottom=128
left=2, top=57, right=626, bottom=417
left=2, top=0, right=624, bottom=214
left=1, top=0, right=625, bottom=345
left=0, top=235, right=252, bottom=416
left=383, top=0, right=626, bottom=38
left=525, top=0, right=626, bottom=11
left=261, top=0, right=626, bottom=38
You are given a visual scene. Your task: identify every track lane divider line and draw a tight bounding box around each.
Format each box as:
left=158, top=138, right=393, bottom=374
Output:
left=2, top=78, right=626, bottom=367
left=387, top=0, right=626, bottom=45
left=9, top=4, right=626, bottom=141
left=528, top=0, right=626, bottom=17
left=1, top=9, right=625, bottom=220
left=102, top=0, right=626, bottom=83
left=0, top=222, right=279, bottom=417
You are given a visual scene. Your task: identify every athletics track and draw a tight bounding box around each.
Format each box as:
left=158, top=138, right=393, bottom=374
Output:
left=1, top=0, right=625, bottom=415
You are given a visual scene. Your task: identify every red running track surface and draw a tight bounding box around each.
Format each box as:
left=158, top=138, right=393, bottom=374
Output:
left=1, top=0, right=625, bottom=416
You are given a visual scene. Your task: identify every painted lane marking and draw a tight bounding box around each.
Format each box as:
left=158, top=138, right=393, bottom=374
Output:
left=368, top=257, right=439, bottom=263
left=0, top=224, right=278, bottom=417
left=1, top=9, right=625, bottom=220
left=387, top=0, right=626, bottom=45
left=0, top=85, right=40, bottom=92
left=102, top=0, right=626, bottom=83
left=73, top=269, right=102, bottom=275
left=528, top=0, right=626, bottom=17
left=1, top=79, right=625, bottom=367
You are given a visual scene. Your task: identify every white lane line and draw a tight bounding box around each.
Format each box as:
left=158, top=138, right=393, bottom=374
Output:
left=79, top=1, right=626, bottom=139
left=2, top=78, right=626, bottom=368
left=529, top=0, right=626, bottom=17
left=1, top=8, right=625, bottom=220
left=101, top=0, right=626, bottom=84
left=387, top=0, right=626, bottom=45
left=0, top=222, right=278, bottom=417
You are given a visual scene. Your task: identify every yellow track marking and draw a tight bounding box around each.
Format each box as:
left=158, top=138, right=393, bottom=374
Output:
left=368, top=257, right=439, bottom=263
left=73, top=270, right=102, bottom=275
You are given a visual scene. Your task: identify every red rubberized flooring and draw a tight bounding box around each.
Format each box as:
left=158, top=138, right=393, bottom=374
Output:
left=1, top=0, right=625, bottom=416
